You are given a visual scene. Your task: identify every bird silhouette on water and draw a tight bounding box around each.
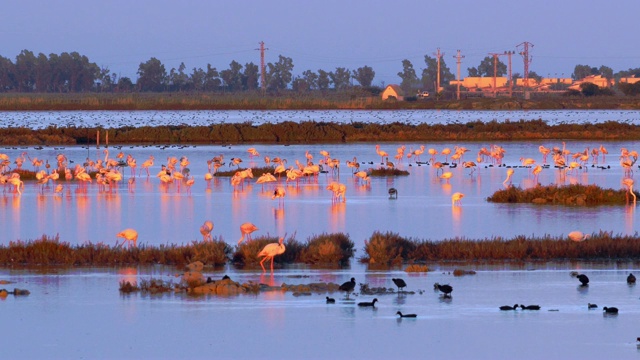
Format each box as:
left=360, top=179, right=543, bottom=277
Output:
left=520, top=304, right=541, bottom=310
left=396, top=311, right=417, bottom=318
left=392, top=278, right=407, bottom=292
left=571, top=272, right=589, bottom=286
left=628, top=273, right=636, bottom=284
left=358, top=298, right=378, bottom=307
left=603, top=306, right=619, bottom=314
left=500, top=304, right=519, bottom=311
left=339, top=277, right=356, bottom=299
left=588, top=303, right=598, bottom=309
left=434, top=283, right=453, bottom=298
left=388, top=188, right=398, bottom=199
left=326, top=296, right=335, bottom=304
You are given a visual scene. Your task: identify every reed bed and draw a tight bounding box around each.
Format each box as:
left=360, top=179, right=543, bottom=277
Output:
left=214, top=166, right=274, bottom=177
left=4, top=231, right=640, bottom=267
left=5, top=119, right=640, bottom=146
left=369, top=168, right=410, bottom=176
left=0, top=235, right=230, bottom=267
left=487, top=184, right=634, bottom=205
left=360, top=231, right=640, bottom=264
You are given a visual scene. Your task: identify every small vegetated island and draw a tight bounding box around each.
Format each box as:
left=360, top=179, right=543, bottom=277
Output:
left=487, top=184, right=637, bottom=206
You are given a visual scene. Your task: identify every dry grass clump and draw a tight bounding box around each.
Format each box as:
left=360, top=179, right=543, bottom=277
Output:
left=299, top=233, right=354, bottom=266
left=487, top=184, right=633, bottom=205
left=119, top=278, right=175, bottom=294
left=0, top=235, right=231, bottom=267
left=214, top=166, right=274, bottom=177
left=370, top=168, right=410, bottom=176
left=360, top=231, right=416, bottom=267
left=405, top=264, right=429, bottom=272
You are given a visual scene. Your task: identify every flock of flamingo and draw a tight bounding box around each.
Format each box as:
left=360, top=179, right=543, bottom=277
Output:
left=0, top=140, right=638, bottom=262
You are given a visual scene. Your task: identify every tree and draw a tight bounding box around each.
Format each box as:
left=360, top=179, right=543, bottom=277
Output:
left=467, top=67, right=479, bottom=77
left=116, top=77, right=134, bottom=92
left=599, top=65, right=613, bottom=80
left=168, top=62, right=188, bottom=91
left=14, top=49, right=37, bottom=92
left=266, top=55, right=294, bottom=92
left=137, top=57, right=166, bottom=92
left=190, top=67, right=206, bottom=91
left=292, top=76, right=311, bottom=93
left=572, top=65, right=598, bottom=80
left=0, top=55, right=16, bottom=92
left=330, top=67, right=351, bottom=89
left=317, top=69, right=331, bottom=90
left=421, top=55, right=454, bottom=92
left=301, top=70, right=318, bottom=90
left=243, top=62, right=259, bottom=91
left=471, top=56, right=507, bottom=77
left=352, top=66, right=375, bottom=87
left=203, top=64, right=221, bottom=91
left=397, top=59, right=419, bottom=95
left=220, top=60, right=244, bottom=92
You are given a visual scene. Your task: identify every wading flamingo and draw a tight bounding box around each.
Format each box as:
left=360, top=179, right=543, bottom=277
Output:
left=623, top=178, right=637, bottom=205
left=258, top=236, right=286, bottom=272
left=116, top=229, right=138, bottom=248
left=375, top=145, right=388, bottom=164
left=503, top=169, right=514, bottom=187
left=272, top=186, right=286, bottom=204
left=452, top=192, right=464, bottom=206
left=238, top=222, right=259, bottom=244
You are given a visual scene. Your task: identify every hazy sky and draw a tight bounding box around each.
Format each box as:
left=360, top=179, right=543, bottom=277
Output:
left=2, top=0, right=640, bottom=86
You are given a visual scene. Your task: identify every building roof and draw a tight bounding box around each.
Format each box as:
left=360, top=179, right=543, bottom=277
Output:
left=385, top=84, right=404, bottom=96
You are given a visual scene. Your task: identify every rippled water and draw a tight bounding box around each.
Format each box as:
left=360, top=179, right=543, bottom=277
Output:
left=1, top=109, right=640, bottom=129
left=2, top=110, right=640, bottom=359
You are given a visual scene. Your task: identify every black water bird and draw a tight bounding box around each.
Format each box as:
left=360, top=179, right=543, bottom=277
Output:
left=392, top=278, right=407, bottom=292
left=603, top=306, right=619, bottom=314
left=588, top=303, right=598, bottom=309
left=500, top=304, right=519, bottom=311
left=326, top=296, right=336, bottom=304
left=571, top=273, right=589, bottom=286
left=358, top=298, right=378, bottom=307
left=388, top=188, right=398, bottom=199
left=339, top=277, right=356, bottom=299
left=434, top=283, right=453, bottom=298
left=520, top=305, right=541, bottom=310
left=396, top=311, right=417, bottom=318
left=628, top=273, right=636, bottom=284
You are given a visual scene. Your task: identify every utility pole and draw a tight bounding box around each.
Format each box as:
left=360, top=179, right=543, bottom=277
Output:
left=453, top=50, right=464, bottom=100
left=517, top=41, right=534, bottom=98
left=256, top=41, right=269, bottom=94
left=488, top=52, right=505, bottom=98
left=505, top=51, right=514, bottom=97
left=433, top=48, right=444, bottom=93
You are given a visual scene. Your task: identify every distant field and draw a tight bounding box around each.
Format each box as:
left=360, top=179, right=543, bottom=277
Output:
left=0, top=92, right=639, bottom=111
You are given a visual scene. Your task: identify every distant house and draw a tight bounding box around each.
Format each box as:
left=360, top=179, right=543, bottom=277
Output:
left=381, top=84, right=404, bottom=101
left=568, top=75, right=613, bottom=90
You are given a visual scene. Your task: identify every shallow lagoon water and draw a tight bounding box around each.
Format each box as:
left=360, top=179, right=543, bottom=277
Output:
left=2, top=110, right=640, bottom=359
left=3, top=264, right=640, bottom=359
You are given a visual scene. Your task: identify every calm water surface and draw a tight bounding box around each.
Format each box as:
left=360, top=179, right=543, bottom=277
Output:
left=2, top=110, right=640, bottom=359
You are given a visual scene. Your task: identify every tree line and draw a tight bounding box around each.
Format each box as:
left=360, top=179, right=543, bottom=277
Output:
left=0, top=49, right=639, bottom=95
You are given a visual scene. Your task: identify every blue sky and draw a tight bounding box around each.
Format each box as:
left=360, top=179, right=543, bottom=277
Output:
left=2, top=0, right=639, bottom=86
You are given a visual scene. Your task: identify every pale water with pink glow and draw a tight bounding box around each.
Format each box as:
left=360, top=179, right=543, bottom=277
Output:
left=2, top=110, right=640, bottom=359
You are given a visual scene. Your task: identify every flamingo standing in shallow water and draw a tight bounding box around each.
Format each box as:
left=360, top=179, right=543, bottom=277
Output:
left=257, top=236, right=286, bottom=272
left=452, top=192, right=464, bottom=206
left=623, top=178, right=636, bottom=205
left=568, top=231, right=590, bottom=242
left=200, top=221, right=214, bottom=242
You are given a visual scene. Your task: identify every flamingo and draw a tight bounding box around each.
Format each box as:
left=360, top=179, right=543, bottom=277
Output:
left=428, top=148, right=438, bottom=162
left=532, top=165, right=542, bottom=183
left=440, top=171, right=453, bottom=183
left=375, top=145, right=388, bottom=164
left=452, top=192, right=464, bottom=206
left=503, top=169, right=514, bottom=187
left=412, top=145, right=425, bottom=162
left=247, top=148, right=259, bottom=158
left=441, top=148, right=451, bottom=162
left=599, top=144, right=608, bottom=163
left=116, top=229, right=138, bottom=248
left=200, top=220, right=214, bottom=242
left=354, top=171, right=370, bottom=184
left=257, top=236, right=286, bottom=272
left=141, top=155, right=154, bottom=177
left=622, top=178, right=636, bottom=205
left=568, top=231, right=590, bottom=242
left=238, top=222, right=259, bottom=244
left=272, top=186, right=286, bottom=204
left=256, top=173, right=277, bottom=190
left=539, top=145, right=551, bottom=164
